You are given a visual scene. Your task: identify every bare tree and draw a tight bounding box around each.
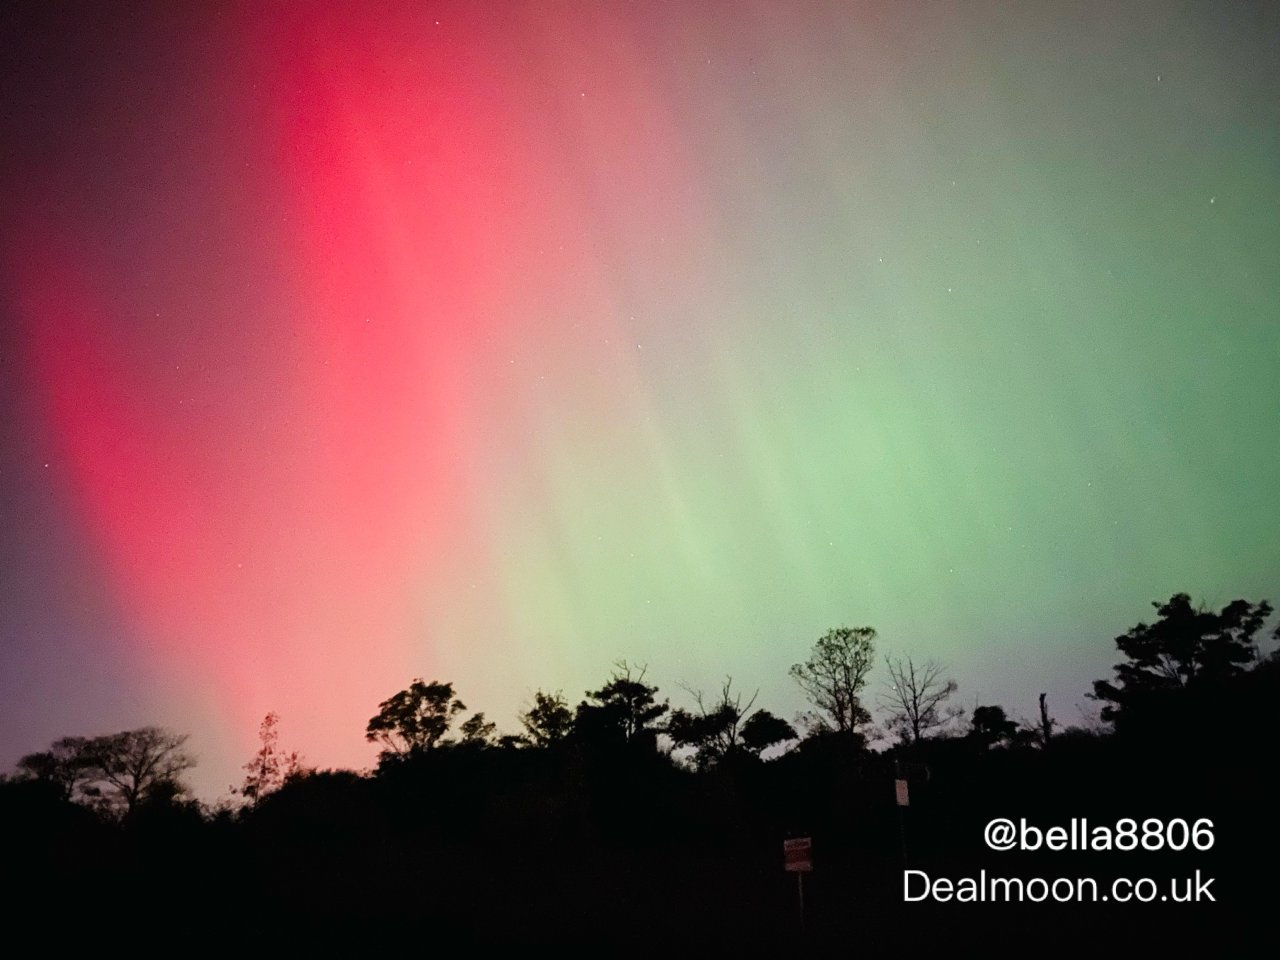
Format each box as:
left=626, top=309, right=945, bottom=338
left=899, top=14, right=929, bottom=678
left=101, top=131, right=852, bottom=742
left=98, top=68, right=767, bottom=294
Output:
left=1037, top=692, right=1057, bottom=747
left=879, top=655, right=962, bottom=743
left=790, top=626, right=877, bottom=734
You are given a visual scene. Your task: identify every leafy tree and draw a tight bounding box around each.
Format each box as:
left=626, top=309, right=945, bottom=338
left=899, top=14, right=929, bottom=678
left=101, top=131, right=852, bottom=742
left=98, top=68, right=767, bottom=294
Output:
left=366, top=679, right=466, bottom=758
left=969, top=705, right=1017, bottom=749
left=236, top=712, right=303, bottom=807
left=739, top=709, right=797, bottom=755
left=667, top=678, right=798, bottom=768
left=664, top=708, right=710, bottom=762
left=790, top=626, right=877, bottom=734
left=577, top=661, right=669, bottom=749
left=459, top=712, right=498, bottom=747
left=1090, top=593, right=1272, bottom=725
left=16, top=736, right=94, bottom=801
left=518, top=690, right=575, bottom=748
left=878, top=655, right=962, bottom=743
left=78, top=727, right=195, bottom=816
left=667, top=678, right=757, bottom=769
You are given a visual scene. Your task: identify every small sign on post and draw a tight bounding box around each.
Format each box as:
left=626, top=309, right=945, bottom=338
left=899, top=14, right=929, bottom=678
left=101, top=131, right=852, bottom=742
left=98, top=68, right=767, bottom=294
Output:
left=783, top=836, right=813, bottom=872
left=783, top=837, right=812, bottom=935
left=895, top=778, right=910, bottom=807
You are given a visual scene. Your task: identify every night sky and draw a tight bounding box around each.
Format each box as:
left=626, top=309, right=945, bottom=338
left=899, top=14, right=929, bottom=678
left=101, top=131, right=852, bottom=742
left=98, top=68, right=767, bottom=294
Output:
left=2, top=0, right=1277, bottom=799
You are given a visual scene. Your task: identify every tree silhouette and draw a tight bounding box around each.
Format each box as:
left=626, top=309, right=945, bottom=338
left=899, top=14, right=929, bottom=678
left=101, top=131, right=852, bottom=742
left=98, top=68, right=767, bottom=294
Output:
left=236, top=712, right=302, bottom=806
left=1090, top=593, right=1272, bottom=725
left=790, top=626, right=877, bottom=735
left=739, top=709, right=797, bottom=755
left=577, top=661, right=669, bottom=749
left=879, top=655, right=961, bottom=744
left=969, top=705, right=1017, bottom=749
left=78, top=727, right=195, bottom=816
left=667, top=678, right=758, bottom=769
left=518, top=690, right=574, bottom=747
left=16, top=736, right=94, bottom=801
left=4, top=590, right=1278, bottom=949
left=366, top=679, right=466, bottom=758
left=1037, top=692, right=1056, bottom=747
left=459, top=712, right=498, bottom=746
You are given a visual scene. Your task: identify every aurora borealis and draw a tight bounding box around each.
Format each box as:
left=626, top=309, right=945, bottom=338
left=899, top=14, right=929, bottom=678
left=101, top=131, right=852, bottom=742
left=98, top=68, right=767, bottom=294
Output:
left=2, top=1, right=1277, bottom=798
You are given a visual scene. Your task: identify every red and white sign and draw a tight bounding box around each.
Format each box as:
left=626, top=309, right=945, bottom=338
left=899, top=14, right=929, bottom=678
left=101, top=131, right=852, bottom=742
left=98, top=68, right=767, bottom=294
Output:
left=895, top=778, right=910, bottom=807
left=783, top=837, right=812, bottom=872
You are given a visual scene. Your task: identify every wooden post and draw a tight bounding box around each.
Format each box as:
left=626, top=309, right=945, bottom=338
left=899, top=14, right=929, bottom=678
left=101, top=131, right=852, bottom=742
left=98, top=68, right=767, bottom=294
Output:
left=797, top=870, right=806, bottom=935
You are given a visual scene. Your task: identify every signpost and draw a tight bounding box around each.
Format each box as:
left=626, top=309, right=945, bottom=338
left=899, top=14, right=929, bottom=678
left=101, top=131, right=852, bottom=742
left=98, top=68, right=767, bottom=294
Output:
left=784, top=837, right=812, bottom=934
left=891, top=759, right=925, bottom=865
left=894, top=760, right=910, bottom=864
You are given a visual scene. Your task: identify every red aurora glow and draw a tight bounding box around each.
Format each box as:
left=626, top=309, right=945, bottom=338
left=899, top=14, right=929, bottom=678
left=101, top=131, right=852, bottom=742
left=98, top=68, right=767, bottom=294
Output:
left=5, top=3, right=712, bottom=777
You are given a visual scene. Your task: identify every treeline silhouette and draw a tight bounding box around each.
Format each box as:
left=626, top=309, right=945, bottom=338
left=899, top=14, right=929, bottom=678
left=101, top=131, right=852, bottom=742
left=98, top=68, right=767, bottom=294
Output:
left=4, top=592, right=1278, bottom=950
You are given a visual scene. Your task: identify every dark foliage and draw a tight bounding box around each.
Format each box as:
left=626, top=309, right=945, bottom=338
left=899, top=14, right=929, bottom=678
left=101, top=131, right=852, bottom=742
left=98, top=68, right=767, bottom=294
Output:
left=1091, top=593, right=1271, bottom=728
left=5, top=599, right=1277, bottom=950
